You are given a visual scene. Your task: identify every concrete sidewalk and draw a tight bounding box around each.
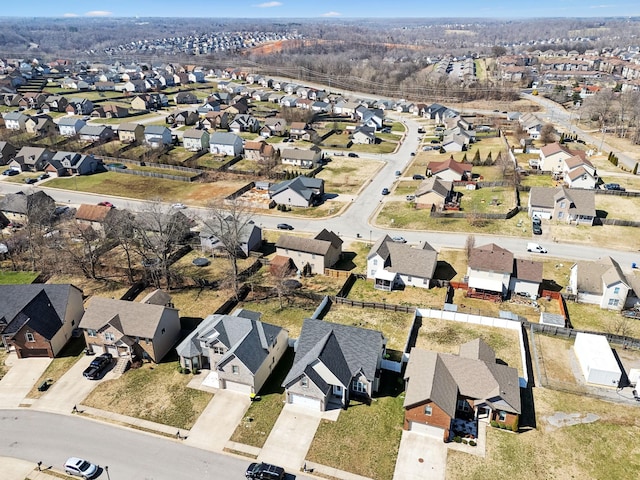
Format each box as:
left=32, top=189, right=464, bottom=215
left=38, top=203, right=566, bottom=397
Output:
left=77, top=404, right=188, bottom=438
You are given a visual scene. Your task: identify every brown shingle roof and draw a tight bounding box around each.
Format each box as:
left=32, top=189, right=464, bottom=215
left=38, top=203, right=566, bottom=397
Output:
left=75, top=204, right=112, bottom=223
left=468, top=243, right=513, bottom=274
left=415, top=177, right=452, bottom=198
left=514, top=259, right=543, bottom=283
left=276, top=235, right=333, bottom=256
left=427, top=156, right=472, bottom=176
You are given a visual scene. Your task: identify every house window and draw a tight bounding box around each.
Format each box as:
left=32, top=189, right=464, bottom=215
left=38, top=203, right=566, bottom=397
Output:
left=373, top=259, right=378, bottom=266
left=613, top=287, right=620, bottom=295
left=87, top=329, right=97, bottom=338
left=25, top=332, right=35, bottom=343
left=559, top=201, right=566, bottom=208
left=370, top=269, right=376, bottom=276
left=311, top=254, right=315, bottom=259
left=352, top=380, right=366, bottom=393
left=104, top=332, right=115, bottom=342
left=212, top=346, right=225, bottom=355
left=558, top=212, right=564, bottom=219
left=301, top=377, right=308, bottom=388
left=608, top=298, right=620, bottom=307
left=232, top=365, right=239, bottom=375
left=457, top=399, right=470, bottom=412
left=424, top=405, right=433, bottom=416
left=407, top=276, right=412, bottom=282
left=333, top=385, right=342, bottom=396
left=498, top=411, right=507, bottom=422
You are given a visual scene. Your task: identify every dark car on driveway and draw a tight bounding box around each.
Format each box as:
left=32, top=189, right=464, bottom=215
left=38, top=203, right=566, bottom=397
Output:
left=412, top=174, right=425, bottom=180
left=24, top=177, right=37, bottom=184
left=83, top=353, right=112, bottom=380
left=246, top=462, right=285, bottom=480
left=532, top=222, right=542, bottom=235
left=277, top=223, right=294, bottom=230
left=2, top=169, right=19, bottom=176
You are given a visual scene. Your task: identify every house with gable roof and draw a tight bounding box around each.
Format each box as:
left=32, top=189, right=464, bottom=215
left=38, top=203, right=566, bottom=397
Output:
left=426, top=156, right=472, bottom=182
left=79, top=291, right=181, bottom=363
left=403, top=339, right=521, bottom=441
left=46, top=151, right=101, bottom=176
left=57, top=116, right=86, bottom=137
left=538, top=142, right=576, bottom=173
left=209, top=132, right=243, bottom=156
left=562, top=155, right=598, bottom=189
left=176, top=308, right=288, bottom=394
left=569, top=257, right=632, bottom=310
left=74, top=204, right=115, bottom=234
left=269, top=176, right=324, bottom=207
left=3, top=111, right=29, bottom=130
left=244, top=140, right=277, bottom=163
left=282, top=318, right=387, bottom=411
left=414, top=177, right=456, bottom=210
left=0, top=141, right=17, bottom=166
left=0, top=190, right=56, bottom=223
left=367, top=235, right=438, bottom=291
left=0, top=284, right=84, bottom=359
left=528, top=186, right=595, bottom=225
left=78, top=124, right=114, bottom=143
left=351, top=125, right=376, bottom=144
left=467, top=243, right=514, bottom=299
left=275, top=229, right=342, bottom=275
left=10, top=146, right=55, bottom=172
left=280, top=146, right=322, bottom=169
left=144, top=125, right=172, bottom=148
left=117, top=123, right=144, bottom=143
left=183, top=129, right=210, bottom=151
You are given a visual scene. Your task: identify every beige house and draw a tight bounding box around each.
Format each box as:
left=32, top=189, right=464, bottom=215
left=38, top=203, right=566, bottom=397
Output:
left=569, top=257, right=632, bottom=310
left=280, top=146, right=322, bottom=169
left=117, top=123, right=144, bottom=143
left=528, top=186, right=595, bottom=225
left=275, top=229, right=342, bottom=275
left=415, top=177, right=454, bottom=210
left=79, top=291, right=181, bottom=363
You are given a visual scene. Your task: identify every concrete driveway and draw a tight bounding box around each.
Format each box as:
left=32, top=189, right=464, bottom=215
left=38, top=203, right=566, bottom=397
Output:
left=31, top=353, right=116, bottom=414
left=393, top=431, right=447, bottom=480
left=185, top=389, right=252, bottom=452
left=258, top=403, right=333, bottom=473
left=0, top=353, right=51, bottom=408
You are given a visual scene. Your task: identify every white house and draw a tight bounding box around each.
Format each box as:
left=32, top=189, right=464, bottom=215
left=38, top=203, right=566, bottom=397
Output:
left=569, top=257, right=631, bottom=310
left=209, top=132, right=243, bottom=156
left=573, top=332, right=622, bottom=387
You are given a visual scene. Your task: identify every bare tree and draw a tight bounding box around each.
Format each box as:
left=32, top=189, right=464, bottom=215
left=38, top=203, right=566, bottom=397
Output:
left=540, top=123, right=556, bottom=145
left=271, top=261, right=295, bottom=309
left=611, top=315, right=636, bottom=339
left=465, top=234, right=476, bottom=260
left=201, top=198, right=256, bottom=299
left=63, top=221, right=107, bottom=279
left=104, top=209, right=139, bottom=284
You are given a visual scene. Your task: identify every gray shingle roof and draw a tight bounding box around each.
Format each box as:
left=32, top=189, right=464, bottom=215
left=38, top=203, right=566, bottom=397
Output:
left=574, top=256, right=629, bottom=295
left=368, top=236, right=438, bottom=279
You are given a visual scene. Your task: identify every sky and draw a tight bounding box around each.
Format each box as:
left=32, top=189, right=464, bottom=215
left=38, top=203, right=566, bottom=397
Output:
left=2, top=0, right=639, bottom=19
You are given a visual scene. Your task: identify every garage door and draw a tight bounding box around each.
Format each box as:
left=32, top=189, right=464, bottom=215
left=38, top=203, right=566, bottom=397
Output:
left=409, top=421, right=445, bottom=439
left=532, top=210, right=551, bottom=220
left=223, top=380, right=252, bottom=395
left=290, top=394, right=321, bottom=410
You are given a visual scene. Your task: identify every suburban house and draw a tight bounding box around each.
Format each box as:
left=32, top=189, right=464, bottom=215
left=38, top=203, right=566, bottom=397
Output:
left=538, top=142, right=578, bottom=173
left=467, top=243, right=514, bottom=300
left=183, top=129, right=210, bottom=151
left=269, top=176, right=324, bottom=207
left=414, top=177, right=455, bottom=210
left=2, top=111, right=28, bottom=130
left=510, top=259, right=543, bottom=298
left=351, top=125, right=377, bottom=144
left=117, top=123, right=145, bottom=143
left=10, top=147, right=55, bottom=172
left=229, top=114, right=261, bottom=133
left=174, top=91, right=199, bottom=104
left=260, top=117, right=287, bottom=137
left=91, top=104, right=128, bottom=119
left=403, top=339, right=521, bottom=441
left=282, top=318, right=387, bottom=411
left=46, top=152, right=101, bottom=176
left=0, top=141, right=17, bottom=166
left=367, top=235, right=438, bottom=291
left=170, top=110, right=199, bottom=127
left=518, top=112, right=543, bottom=140
left=562, top=155, right=598, bottom=189
left=209, top=132, right=243, bottom=156
left=66, top=97, right=94, bottom=115
left=244, top=140, right=277, bottom=163
left=199, top=222, right=262, bottom=257
left=78, top=125, right=114, bottom=143
left=25, top=115, right=57, bottom=136
left=144, top=125, right=172, bottom=148
left=275, top=229, right=342, bottom=275
left=74, top=204, right=115, bottom=233
left=427, top=156, right=472, bottom=182
left=79, top=291, right=181, bottom=363
left=203, top=111, right=231, bottom=130
left=44, top=95, right=68, bottom=113
left=569, top=257, right=632, bottom=310
left=57, top=117, right=86, bottom=137
left=176, top=308, right=289, bottom=394
left=289, top=122, right=308, bottom=139
left=280, top=146, right=322, bottom=169
left=0, top=284, right=84, bottom=359
left=0, top=190, right=56, bottom=223
left=528, top=186, right=596, bottom=225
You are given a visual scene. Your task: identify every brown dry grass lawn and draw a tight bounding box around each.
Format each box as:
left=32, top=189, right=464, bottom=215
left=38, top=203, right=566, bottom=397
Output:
left=144, top=287, right=235, bottom=320
left=171, top=251, right=255, bottom=282
left=450, top=289, right=560, bottom=323
left=446, top=387, right=640, bottom=480
left=565, top=301, right=638, bottom=337
left=595, top=194, right=640, bottom=221
left=415, top=317, right=522, bottom=374
left=318, top=156, right=384, bottom=195
left=346, top=278, right=446, bottom=309
left=238, top=293, right=319, bottom=338
left=322, top=304, right=414, bottom=351
left=46, top=275, right=131, bottom=299
left=533, top=334, right=582, bottom=387
left=436, top=248, right=468, bottom=282
left=83, top=359, right=212, bottom=430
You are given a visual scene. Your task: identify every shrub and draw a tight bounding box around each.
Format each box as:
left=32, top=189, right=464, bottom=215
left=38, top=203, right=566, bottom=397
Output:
left=490, top=420, right=499, bottom=428
left=462, top=439, right=468, bottom=444
left=469, top=440, right=477, bottom=446
left=453, top=436, right=462, bottom=443
left=177, top=366, right=184, bottom=374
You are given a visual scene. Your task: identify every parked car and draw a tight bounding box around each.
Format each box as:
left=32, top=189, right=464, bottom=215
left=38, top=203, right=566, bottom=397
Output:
left=527, top=242, right=547, bottom=253
left=2, top=169, right=19, bottom=176
left=277, top=223, right=294, bottom=230
left=392, top=236, right=407, bottom=243
left=395, top=170, right=402, bottom=177
left=64, top=457, right=98, bottom=479
left=532, top=216, right=541, bottom=226
left=37, top=173, right=50, bottom=181
left=406, top=195, right=416, bottom=202
left=604, top=183, right=625, bottom=191
left=412, top=174, right=425, bottom=180
left=532, top=222, right=542, bottom=235
left=348, top=152, right=359, bottom=158
left=245, top=462, right=285, bottom=480
left=417, top=128, right=425, bottom=134
left=82, top=353, right=113, bottom=380
left=24, top=177, right=37, bottom=184
left=97, top=201, right=114, bottom=208
left=171, top=202, right=187, bottom=209
left=106, top=163, right=127, bottom=169
left=410, top=152, right=416, bottom=156
left=381, top=187, right=390, bottom=195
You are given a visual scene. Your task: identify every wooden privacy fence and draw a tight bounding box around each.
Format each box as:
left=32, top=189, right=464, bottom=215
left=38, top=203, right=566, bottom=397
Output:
left=324, top=268, right=351, bottom=279
left=333, top=297, right=416, bottom=313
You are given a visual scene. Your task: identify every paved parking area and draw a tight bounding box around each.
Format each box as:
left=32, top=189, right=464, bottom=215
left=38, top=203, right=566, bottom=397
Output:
left=0, top=353, right=51, bottom=408
left=393, top=431, right=447, bottom=480
left=258, top=403, right=337, bottom=473
left=31, top=354, right=116, bottom=414
left=185, top=389, right=252, bottom=452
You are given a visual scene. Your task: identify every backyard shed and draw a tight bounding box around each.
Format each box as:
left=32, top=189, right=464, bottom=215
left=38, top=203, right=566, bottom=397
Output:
left=573, top=332, right=622, bottom=387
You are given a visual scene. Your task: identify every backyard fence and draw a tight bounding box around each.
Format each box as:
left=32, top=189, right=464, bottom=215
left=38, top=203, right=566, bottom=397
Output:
left=332, top=297, right=416, bottom=313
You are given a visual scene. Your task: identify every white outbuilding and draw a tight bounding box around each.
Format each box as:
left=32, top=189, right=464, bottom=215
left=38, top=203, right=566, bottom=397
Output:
left=573, top=332, right=622, bottom=387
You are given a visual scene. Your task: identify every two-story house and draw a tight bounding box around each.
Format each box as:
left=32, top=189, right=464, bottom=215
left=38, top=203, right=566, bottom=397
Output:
left=274, top=229, right=342, bottom=275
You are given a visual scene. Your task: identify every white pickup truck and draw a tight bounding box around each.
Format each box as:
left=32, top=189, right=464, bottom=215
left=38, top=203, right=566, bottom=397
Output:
left=527, top=242, right=547, bottom=253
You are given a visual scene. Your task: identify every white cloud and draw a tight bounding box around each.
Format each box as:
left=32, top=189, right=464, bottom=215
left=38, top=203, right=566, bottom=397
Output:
left=63, top=13, right=79, bottom=18
left=85, top=11, right=112, bottom=17
left=589, top=4, right=615, bottom=8
left=255, top=2, right=282, bottom=7
left=321, top=11, right=341, bottom=17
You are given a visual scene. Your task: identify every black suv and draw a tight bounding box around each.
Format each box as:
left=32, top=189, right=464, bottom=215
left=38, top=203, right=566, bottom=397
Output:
left=245, top=462, right=285, bottom=480
left=83, top=353, right=113, bottom=380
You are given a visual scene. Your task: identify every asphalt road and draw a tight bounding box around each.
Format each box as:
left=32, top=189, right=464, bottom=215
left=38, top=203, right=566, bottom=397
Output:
left=0, top=409, right=310, bottom=480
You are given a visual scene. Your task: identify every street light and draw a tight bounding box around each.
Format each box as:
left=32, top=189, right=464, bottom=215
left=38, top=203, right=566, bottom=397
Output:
left=105, top=465, right=110, bottom=480
left=369, top=230, right=372, bottom=246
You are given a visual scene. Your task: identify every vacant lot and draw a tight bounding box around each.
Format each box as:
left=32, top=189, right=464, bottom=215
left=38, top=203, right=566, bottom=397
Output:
left=346, top=278, right=446, bottom=309
left=447, top=387, right=640, bottom=480
left=415, top=317, right=522, bottom=374
left=458, top=185, right=517, bottom=213
left=0, top=270, right=40, bottom=284
left=83, top=358, right=213, bottom=430
left=318, top=157, right=383, bottom=195
left=595, top=194, right=640, bottom=221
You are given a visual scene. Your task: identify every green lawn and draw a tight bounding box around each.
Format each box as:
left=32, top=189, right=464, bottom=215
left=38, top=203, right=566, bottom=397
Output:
left=307, top=372, right=405, bottom=480
left=0, top=270, right=40, bottom=284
